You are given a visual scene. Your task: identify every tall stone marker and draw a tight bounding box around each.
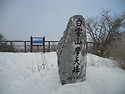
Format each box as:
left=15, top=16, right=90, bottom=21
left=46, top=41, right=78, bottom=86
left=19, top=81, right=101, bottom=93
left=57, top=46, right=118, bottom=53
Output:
left=57, top=15, right=87, bottom=85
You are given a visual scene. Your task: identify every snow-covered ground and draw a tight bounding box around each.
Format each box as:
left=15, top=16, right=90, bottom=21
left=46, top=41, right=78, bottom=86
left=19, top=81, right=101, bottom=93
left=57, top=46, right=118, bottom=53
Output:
left=0, top=52, right=125, bottom=94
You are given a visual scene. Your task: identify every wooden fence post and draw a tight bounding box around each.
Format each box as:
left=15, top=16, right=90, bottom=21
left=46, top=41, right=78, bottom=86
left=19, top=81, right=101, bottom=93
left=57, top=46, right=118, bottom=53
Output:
left=10, top=41, right=13, bottom=51
left=48, top=41, right=50, bottom=52
left=37, top=45, right=39, bottom=52
left=30, top=36, right=33, bottom=52
left=43, top=37, right=45, bottom=53
left=24, top=41, right=26, bottom=52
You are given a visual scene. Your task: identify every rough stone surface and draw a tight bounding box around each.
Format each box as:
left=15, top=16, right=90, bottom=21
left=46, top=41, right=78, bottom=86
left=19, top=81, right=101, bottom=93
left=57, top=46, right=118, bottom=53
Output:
left=57, top=15, right=87, bottom=85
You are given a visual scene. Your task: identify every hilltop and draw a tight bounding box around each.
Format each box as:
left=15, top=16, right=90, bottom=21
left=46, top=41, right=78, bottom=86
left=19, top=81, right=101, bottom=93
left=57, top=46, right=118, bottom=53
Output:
left=0, top=52, right=125, bottom=94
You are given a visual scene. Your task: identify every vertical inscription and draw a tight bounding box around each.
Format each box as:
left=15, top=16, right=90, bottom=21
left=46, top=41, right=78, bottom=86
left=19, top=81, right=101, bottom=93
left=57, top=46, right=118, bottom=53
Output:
left=72, top=18, right=83, bottom=79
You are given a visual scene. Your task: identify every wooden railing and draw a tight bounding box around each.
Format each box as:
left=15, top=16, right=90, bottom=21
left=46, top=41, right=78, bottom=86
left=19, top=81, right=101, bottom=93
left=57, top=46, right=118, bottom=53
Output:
left=0, top=40, right=58, bottom=52
left=0, top=40, right=99, bottom=53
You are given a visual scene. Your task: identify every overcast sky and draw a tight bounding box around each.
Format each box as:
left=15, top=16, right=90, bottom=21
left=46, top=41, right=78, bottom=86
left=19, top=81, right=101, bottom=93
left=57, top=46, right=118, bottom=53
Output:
left=0, top=0, right=125, bottom=41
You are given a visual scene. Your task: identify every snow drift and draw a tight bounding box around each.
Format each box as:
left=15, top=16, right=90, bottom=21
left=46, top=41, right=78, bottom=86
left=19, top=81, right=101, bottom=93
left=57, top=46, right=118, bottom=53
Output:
left=0, top=52, right=125, bottom=94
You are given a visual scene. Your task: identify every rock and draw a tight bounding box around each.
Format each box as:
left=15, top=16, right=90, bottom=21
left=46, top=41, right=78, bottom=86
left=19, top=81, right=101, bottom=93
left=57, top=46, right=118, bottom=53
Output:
left=57, top=15, right=87, bottom=85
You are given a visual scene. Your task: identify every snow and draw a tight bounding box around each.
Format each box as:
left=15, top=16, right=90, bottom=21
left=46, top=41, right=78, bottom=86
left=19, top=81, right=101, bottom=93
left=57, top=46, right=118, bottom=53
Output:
left=0, top=52, right=125, bottom=94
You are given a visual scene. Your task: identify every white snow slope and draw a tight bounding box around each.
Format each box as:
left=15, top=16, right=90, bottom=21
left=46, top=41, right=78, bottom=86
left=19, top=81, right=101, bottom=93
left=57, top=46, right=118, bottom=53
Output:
left=0, top=52, right=125, bottom=94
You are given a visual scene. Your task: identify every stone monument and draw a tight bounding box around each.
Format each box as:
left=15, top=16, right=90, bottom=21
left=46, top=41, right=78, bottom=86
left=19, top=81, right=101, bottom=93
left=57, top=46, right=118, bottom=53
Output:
left=57, top=15, right=87, bottom=85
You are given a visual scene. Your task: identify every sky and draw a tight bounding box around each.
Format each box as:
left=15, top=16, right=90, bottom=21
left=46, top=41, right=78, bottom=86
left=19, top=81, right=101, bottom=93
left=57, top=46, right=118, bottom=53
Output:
left=0, top=0, right=125, bottom=41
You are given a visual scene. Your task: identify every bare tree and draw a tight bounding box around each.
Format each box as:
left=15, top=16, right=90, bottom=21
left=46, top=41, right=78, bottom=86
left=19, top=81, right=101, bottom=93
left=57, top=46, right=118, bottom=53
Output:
left=0, top=34, right=6, bottom=41
left=0, top=34, right=14, bottom=52
left=108, top=32, right=125, bottom=69
left=86, top=10, right=125, bottom=57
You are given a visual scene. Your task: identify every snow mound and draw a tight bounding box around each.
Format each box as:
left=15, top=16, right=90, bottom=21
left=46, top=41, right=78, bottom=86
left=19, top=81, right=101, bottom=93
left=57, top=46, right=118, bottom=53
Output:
left=87, top=53, right=118, bottom=68
left=0, top=52, right=125, bottom=94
